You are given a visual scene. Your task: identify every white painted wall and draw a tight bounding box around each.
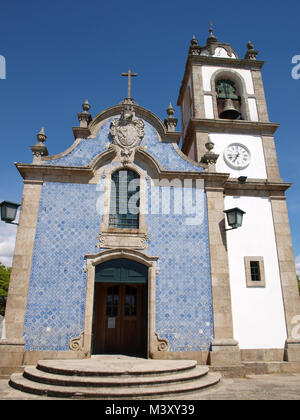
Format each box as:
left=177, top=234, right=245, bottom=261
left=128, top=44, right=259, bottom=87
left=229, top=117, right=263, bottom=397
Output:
left=204, top=95, right=214, bottom=119
left=248, top=97, right=259, bottom=122
left=213, top=47, right=237, bottom=59
left=202, top=66, right=255, bottom=95
left=210, top=133, right=267, bottom=179
left=224, top=195, right=287, bottom=349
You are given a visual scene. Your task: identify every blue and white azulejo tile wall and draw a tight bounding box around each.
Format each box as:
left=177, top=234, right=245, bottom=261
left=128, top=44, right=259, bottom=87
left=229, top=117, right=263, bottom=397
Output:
left=23, top=183, right=101, bottom=351
left=23, top=116, right=214, bottom=352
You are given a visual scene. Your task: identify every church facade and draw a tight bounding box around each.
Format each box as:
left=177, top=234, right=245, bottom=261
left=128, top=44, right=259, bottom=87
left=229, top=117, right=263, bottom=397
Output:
left=1, top=30, right=300, bottom=374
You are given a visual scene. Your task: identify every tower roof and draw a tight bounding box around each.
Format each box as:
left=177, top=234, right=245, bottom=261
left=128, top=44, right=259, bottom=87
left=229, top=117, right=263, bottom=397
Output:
left=189, top=28, right=240, bottom=59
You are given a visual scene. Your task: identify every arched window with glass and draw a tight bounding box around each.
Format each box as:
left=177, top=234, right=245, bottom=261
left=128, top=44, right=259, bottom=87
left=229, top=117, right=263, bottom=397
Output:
left=109, top=169, right=140, bottom=229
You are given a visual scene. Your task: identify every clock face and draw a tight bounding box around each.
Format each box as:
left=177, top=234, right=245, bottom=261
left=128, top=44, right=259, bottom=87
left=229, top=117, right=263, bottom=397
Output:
left=224, top=143, right=251, bottom=169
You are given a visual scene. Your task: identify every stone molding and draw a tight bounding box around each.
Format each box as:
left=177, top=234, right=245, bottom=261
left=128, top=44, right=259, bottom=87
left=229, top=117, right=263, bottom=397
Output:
left=244, top=257, right=266, bottom=288
left=84, top=249, right=159, bottom=358
left=96, top=233, right=149, bottom=251
left=69, top=332, right=85, bottom=353
left=189, top=118, right=279, bottom=136
left=153, top=333, right=170, bottom=352
left=99, top=162, right=148, bottom=239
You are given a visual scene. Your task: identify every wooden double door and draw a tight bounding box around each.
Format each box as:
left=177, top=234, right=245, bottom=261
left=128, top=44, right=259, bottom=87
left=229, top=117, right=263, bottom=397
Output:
left=92, top=259, right=148, bottom=357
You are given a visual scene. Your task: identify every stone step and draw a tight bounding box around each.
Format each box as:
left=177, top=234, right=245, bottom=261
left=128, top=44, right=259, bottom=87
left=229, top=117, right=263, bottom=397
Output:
left=9, top=371, right=221, bottom=399
left=36, top=358, right=197, bottom=377
left=23, top=365, right=209, bottom=388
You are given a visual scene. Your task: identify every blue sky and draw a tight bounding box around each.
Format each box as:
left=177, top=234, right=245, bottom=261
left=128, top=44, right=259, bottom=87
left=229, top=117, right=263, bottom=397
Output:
left=0, top=0, right=300, bottom=271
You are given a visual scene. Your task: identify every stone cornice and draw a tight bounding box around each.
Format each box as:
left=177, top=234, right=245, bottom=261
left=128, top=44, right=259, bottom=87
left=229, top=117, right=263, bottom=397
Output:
left=15, top=160, right=230, bottom=186
left=72, top=127, right=91, bottom=140
left=191, top=118, right=279, bottom=135
left=189, top=55, right=264, bottom=69
left=15, top=163, right=93, bottom=183
left=224, top=178, right=292, bottom=196
left=16, top=161, right=290, bottom=196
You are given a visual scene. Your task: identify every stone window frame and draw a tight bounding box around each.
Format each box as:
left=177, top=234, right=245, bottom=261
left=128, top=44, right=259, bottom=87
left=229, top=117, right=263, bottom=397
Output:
left=244, top=256, right=266, bottom=288
left=97, top=163, right=148, bottom=251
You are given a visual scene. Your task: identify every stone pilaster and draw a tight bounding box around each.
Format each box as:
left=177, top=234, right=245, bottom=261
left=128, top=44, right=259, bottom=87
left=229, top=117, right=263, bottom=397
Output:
left=206, top=187, right=241, bottom=366
left=270, top=195, right=300, bottom=361
left=0, top=179, right=42, bottom=372
left=261, top=136, right=281, bottom=181
left=191, top=66, right=205, bottom=119
left=251, top=69, right=269, bottom=122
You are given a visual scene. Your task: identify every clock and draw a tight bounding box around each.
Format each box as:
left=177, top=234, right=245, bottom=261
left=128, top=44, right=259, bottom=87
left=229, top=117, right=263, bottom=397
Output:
left=224, top=143, right=251, bottom=169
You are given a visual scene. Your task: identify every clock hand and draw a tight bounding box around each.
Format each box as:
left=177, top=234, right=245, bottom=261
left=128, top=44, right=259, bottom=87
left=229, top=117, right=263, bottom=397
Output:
left=233, top=153, right=240, bottom=162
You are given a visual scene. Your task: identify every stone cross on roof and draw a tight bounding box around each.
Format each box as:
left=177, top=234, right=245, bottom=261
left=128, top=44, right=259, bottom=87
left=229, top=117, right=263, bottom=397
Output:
left=122, top=69, right=137, bottom=99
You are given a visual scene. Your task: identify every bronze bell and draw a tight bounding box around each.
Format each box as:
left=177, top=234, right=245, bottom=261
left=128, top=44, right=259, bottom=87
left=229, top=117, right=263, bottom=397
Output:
left=219, top=98, right=241, bottom=120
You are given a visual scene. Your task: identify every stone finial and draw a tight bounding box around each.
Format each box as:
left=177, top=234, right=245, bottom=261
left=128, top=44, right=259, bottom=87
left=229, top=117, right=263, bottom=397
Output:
left=191, top=35, right=198, bottom=46
left=244, top=41, right=259, bottom=60
left=164, top=103, right=178, bottom=132
left=30, top=127, right=49, bottom=163
left=206, top=27, right=218, bottom=55
left=36, top=127, right=47, bottom=143
left=205, top=137, right=215, bottom=152
left=78, top=100, right=92, bottom=128
left=72, top=100, right=92, bottom=140
left=82, top=100, right=91, bottom=113
left=201, top=136, right=219, bottom=172
left=207, top=27, right=218, bottom=43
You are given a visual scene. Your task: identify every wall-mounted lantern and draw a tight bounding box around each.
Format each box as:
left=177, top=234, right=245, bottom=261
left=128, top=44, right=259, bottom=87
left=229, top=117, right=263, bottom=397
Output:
left=224, top=207, right=246, bottom=231
left=0, top=201, right=20, bottom=225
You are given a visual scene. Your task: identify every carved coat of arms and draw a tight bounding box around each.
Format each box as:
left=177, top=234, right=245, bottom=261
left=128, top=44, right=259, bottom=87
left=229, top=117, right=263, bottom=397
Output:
left=109, top=107, right=145, bottom=165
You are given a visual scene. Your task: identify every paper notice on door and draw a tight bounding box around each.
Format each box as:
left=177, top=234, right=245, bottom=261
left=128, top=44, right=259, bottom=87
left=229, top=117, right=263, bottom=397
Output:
left=108, top=318, right=116, bottom=329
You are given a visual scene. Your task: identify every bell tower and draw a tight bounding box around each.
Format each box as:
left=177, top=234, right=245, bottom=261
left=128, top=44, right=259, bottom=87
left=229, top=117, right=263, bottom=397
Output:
left=177, top=29, right=281, bottom=182
left=177, top=29, right=300, bottom=364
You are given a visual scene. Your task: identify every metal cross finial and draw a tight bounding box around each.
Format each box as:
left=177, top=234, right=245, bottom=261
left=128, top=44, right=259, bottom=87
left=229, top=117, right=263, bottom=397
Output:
left=122, top=69, right=137, bottom=99
left=209, top=21, right=214, bottom=34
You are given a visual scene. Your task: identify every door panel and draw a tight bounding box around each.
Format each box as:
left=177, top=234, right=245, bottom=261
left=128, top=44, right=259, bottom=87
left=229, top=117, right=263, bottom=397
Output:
left=93, top=282, right=147, bottom=356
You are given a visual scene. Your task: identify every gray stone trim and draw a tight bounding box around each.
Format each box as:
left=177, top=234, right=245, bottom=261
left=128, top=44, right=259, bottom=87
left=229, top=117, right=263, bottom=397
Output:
left=261, top=135, right=282, bottom=181
left=269, top=196, right=300, bottom=361
left=99, top=162, right=148, bottom=239
left=4, top=181, right=42, bottom=341
left=251, top=69, right=270, bottom=122
left=208, top=68, right=251, bottom=121
left=84, top=249, right=159, bottom=359
left=224, top=179, right=291, bottom=197
left=244, top=257, right=266, bottom=288
left=188, top=118, right=279, bottom=135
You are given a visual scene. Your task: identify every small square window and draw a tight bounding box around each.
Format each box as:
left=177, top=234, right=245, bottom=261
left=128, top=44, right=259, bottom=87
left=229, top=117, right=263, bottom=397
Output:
left=244, top=257, right=266, bottom=288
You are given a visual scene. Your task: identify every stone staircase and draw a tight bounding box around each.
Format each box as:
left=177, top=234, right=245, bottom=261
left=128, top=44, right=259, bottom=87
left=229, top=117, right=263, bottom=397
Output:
left=9, top=355, right=221, bottom=399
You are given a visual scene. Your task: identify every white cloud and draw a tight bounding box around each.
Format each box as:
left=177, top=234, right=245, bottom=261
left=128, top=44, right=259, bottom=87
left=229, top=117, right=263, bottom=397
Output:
left=295, top=255, right=300, bottom=277
left=0, top=222, right=18, bottom=267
